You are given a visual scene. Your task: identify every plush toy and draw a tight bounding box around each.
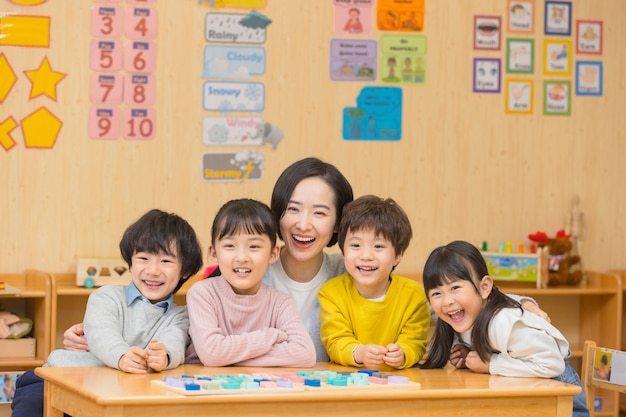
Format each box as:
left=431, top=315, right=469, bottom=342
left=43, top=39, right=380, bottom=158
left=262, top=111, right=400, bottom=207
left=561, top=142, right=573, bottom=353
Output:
left=528, top=229, right=583, bottom=286
left=0, top=311, right=33, bottom=339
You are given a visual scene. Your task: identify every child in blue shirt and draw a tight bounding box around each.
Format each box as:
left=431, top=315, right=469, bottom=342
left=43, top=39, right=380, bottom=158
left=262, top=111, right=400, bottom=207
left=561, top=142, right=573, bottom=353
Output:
left=11, top=209, right=203, bottom=416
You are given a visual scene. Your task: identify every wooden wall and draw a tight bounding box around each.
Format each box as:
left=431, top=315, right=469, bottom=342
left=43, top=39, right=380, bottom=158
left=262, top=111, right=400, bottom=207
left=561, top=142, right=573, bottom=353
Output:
left=1, top=0, right=624, bottom=275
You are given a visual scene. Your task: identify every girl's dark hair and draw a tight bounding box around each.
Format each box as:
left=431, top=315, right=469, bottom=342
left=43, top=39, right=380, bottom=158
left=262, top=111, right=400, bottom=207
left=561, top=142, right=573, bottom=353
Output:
left=211, top=199, right=278, bottom=246
left=270, top=157, right=353, bottom=247
left=119, top=209, right=203, bottom=293
left=420, top=240, right=521, bottom=368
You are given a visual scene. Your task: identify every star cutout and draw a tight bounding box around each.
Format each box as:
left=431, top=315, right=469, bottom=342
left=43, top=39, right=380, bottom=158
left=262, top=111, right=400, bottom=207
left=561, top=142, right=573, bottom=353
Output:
left=24, top=56, right=66, bottom=101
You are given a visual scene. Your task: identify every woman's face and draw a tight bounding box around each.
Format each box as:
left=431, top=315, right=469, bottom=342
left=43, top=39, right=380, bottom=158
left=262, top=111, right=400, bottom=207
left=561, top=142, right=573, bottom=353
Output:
left=279, top=177, right=337, bottom=263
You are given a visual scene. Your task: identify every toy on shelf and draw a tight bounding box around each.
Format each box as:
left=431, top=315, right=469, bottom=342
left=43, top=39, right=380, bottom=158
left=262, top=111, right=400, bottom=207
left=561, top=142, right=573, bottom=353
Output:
left=481, top=241, right=548, bottom=288
left=528, top=229, right=583, bottom=286
left=0, top=311, right=33, bottom=339
left=565, top=195, right=584, bottom=278
left=75, top=257, right=131, bottom=288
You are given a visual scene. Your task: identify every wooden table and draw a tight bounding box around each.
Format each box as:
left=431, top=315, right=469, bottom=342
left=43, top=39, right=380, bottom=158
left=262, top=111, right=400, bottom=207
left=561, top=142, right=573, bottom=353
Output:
left=36, top=363, right=581, bottom=417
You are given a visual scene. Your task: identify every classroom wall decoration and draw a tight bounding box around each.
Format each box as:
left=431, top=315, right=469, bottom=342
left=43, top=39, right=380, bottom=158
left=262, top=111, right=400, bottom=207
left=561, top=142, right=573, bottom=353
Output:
left=0, top=4, right=64, bottom=151
left=474, top=16, right=501, bottom=50
left=575, top=61, right=602, bottom=96
left=576, top=20, right=602, bottom=54
left=473, top=58, right=501, bottom=93
left=1, top=1, right=625, bottom=290
left=332, top=0, right=425, bottom=141
left=200, top=6, right=275, bottom=182
left=506, top=38, right=534, bottom=74
left=507, top=0, right=534, bottom=33
left=471, top=0, right=604, bottom=115
left=505, top=79, right=533, bottom=114
left=544, top=1, right=571, bottom=36
left=88, top=1, right=158, bottom=141
left=342, top=86, right=402, bottom=141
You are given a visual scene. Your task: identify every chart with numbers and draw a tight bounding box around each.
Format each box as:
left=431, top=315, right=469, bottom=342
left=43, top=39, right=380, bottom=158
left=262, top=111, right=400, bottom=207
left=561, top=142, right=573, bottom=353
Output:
left=89, top=0, right=157, bottom=141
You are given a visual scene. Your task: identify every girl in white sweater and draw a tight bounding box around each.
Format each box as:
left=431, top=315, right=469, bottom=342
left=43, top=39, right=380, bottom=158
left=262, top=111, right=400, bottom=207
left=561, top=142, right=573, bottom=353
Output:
left=421, top=240, right=589, bottom=417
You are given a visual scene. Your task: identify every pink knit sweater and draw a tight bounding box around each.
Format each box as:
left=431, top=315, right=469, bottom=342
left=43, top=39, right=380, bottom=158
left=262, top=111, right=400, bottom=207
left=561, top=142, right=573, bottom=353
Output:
left=186, top=276, right=316, bottom=367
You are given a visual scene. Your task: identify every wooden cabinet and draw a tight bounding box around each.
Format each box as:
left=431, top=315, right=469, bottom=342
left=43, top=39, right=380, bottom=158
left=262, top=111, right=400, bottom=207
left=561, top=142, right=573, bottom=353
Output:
left=0, top=270, right=52, bottom=416
left=0, top=270, right=52, bottom=371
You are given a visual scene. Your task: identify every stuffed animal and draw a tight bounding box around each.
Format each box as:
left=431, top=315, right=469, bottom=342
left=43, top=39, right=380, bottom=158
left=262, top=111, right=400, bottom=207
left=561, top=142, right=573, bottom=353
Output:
left=528, top=229, right=583, bottom=286
left=0, top=311, right=33, bottom=339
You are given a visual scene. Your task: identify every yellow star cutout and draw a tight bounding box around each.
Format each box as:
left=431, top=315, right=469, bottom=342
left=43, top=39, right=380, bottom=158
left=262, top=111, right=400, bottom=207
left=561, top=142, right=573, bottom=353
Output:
left=24, top=57, right=66, bottom=100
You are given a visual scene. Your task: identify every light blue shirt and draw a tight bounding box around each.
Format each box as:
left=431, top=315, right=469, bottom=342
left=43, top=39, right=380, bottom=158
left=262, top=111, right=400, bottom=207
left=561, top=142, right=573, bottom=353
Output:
left=126, top=281, right=173, bottom=313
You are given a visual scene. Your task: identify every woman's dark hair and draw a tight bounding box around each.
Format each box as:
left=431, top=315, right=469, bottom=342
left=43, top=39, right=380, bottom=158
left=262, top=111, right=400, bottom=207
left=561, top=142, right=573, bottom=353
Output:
left=119, top=209, right=203, bottom=293
left=420, top=240, right=521, bottom=368
left=270, top=157, right=353, bottom=247
left=211, top=199, right=278, bottom=247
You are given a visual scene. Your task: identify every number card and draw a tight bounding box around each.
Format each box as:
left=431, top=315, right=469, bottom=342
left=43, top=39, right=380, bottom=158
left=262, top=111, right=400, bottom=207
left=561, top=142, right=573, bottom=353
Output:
left=91, top=6, right=124, bottom=38
left=124, top=74, right=155, bottom=105
left=90, top=39, right=123, bottom=72
left=124, top=108, right=155, bottom=140
left=124, top=40, right=157, bottom=73
left=89, top=107, right=121, bottom=140
left=125, top=7, right=158, bottom=39
left=91, top=73, right=123, bottom=104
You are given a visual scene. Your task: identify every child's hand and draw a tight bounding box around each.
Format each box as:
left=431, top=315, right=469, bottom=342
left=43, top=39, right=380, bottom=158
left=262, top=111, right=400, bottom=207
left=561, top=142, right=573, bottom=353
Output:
left=118, top=346, right=149, bottom=374
left=63, top=323, right=89, bottom=352
left=146, top=339, right=168, bottom=372
left=520, top=300, right=551, bottom=322
left=383, top=343, right=405, bottom=368
left=449, top=344, right=470, bottom=369
left=354, top=344, right=387, bottom=368
left=464, top=351, right=490, bottom=374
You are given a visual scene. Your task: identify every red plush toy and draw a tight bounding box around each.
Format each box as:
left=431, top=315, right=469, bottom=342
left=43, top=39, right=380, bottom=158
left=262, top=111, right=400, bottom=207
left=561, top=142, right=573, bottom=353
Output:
left=528, top=229, right=583, bottom=286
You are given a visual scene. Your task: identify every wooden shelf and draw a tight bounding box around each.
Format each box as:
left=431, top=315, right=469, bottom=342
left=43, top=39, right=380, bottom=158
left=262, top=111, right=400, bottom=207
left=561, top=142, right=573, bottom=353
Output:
left=0, top=270, right=52, bottom=371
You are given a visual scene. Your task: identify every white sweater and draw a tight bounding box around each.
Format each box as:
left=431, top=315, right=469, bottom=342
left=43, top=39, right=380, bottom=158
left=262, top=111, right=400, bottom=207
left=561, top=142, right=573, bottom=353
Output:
left=459, top=308, right=569, bottom=378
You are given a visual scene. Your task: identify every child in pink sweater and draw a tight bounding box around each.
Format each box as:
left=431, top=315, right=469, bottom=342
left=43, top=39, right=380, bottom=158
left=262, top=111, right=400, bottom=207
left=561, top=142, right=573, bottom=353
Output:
left=186, top=199, right=316, bottom=367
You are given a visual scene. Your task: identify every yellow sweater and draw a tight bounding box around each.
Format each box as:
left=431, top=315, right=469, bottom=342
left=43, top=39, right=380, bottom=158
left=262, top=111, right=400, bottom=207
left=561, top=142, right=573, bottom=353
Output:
left=318, top=273, right=430, bottom=371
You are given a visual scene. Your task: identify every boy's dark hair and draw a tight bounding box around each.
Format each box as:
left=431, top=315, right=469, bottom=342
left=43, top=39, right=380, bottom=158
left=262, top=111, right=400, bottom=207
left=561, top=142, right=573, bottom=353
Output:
left=420, top=240, right=521, bottom=369
left=270, top=157, right=353, bottom=247
left=337, top=195, right=412, bottom=257
left=119, top=209, right=203, bottom=293
left=212, top=199, right=278, bottom=246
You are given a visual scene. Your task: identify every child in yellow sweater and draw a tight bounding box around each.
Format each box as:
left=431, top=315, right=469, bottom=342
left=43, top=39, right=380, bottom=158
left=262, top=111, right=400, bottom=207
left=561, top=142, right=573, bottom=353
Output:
left=318, top=195, right=430, bottom=371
